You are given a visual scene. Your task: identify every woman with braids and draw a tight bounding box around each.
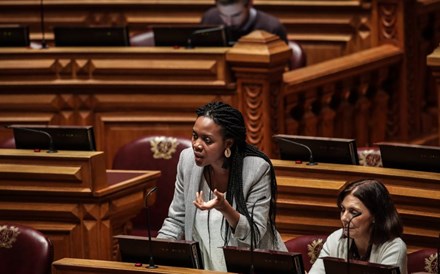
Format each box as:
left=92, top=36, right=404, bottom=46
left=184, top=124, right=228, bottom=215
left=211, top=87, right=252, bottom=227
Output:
left=157, top=101, right=287, bottom=271
left=308, top=179, right=407, bottom=274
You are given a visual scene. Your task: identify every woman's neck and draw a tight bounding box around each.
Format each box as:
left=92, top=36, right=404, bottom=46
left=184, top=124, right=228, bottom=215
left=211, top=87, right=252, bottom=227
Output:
left=205, top=165, right=229, bottom=192
left=354, top=236, right=371, bottom=257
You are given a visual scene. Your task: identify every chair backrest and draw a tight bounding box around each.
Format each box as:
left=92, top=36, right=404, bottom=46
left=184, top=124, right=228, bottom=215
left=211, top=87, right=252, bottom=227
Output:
left=112, top=135, right=192, bottom=236
left=0, top=223, right=53, bottom=274
left=0, top=137, right=15, bottom=148
left=284, top=234, right=328, bottom=272
left=130, top=31, right=154, bottom=47
left=407, top=248, right=438, bottom=274
left=288, top=40, right=307, bottom=70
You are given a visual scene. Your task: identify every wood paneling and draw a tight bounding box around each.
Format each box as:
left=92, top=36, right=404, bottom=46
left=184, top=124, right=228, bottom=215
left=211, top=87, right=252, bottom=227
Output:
left=0, top=34, right=291, bottom=163
left=0, top=149, right=160, bottom=261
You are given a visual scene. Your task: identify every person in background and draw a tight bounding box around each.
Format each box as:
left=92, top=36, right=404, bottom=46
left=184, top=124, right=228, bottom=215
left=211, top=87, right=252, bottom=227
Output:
left=157, top=101, right=287, bottom=271
left=308, top=178, right=407, bottom=274
left=200, top=0, right=288, bottom=45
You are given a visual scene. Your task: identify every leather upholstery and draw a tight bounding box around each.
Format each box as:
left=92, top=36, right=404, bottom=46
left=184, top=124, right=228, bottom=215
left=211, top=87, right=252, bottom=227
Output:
left=407, top=248, right=438, bottom=274
left=288, top=40, right=307, bottom=70
left=130, top=31, right=154, bottom=47
left=112, top=136, right=192, bottom=237
left=0, top=223, right=53, bottom=274
left=284, top=234, right=328, bottom=272
left=0, top=137, right=15, bottom=148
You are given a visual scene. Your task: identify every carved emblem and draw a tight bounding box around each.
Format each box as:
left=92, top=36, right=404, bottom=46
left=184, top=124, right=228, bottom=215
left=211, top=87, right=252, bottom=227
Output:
left=0, top=225, right=21, bottom=249
left=307, top=238, right=325, bottom=264
left=150, top=136, right=179, bottom=160
left=425, top=252, right=438, bottom=273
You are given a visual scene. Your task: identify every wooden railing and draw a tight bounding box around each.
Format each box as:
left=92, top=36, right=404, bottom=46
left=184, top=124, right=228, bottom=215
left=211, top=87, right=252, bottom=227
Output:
left=280, top=44, right=403, bottom=147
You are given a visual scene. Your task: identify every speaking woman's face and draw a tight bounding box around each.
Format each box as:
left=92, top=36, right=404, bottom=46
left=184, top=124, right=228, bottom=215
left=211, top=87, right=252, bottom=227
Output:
left=191, top=116, right=228, bottom=168
left=340, top=194, right=375, bottom=242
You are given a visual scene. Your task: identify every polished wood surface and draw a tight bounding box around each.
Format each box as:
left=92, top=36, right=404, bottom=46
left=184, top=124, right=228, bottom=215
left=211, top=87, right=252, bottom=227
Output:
left=0, top=0, right=440, bottom=150
left=273, top=159, right=440, bottom=251
left=0, top=149, right=160, bottom=261
left=0, top=33, right=291, bottom=162
left=52, top=258, right=237, bottom=274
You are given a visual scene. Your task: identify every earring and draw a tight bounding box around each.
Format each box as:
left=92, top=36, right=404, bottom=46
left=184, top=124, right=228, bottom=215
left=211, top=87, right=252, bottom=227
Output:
left=224, top=147, right=231, bottom=158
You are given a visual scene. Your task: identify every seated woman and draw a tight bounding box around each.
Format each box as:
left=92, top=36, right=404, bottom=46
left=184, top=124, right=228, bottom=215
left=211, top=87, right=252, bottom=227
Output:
left=308, top=178, right=407, bottom=274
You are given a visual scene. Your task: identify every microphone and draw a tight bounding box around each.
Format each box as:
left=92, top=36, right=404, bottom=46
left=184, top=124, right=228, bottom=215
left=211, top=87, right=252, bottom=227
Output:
left=275, top=136, right=317, bottom=165
left=346, top=212, right=361, bottom=274
left=5, top=125, right=57, bottom=153
left=39, top=0, right=47, bottom=48
left=145, top=186, right=158, bottom=269
left=249, top=196, right=267, bottom=274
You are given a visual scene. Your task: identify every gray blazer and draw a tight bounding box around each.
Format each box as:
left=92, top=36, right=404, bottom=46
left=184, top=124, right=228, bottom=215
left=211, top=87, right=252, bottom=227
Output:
left=309, top=228, right=407, bottom=274
left=157, top=148, right=287, bottom=251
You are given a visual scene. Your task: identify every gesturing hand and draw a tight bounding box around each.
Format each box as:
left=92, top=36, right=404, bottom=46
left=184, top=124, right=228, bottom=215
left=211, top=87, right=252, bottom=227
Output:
left=193, top=189, right=226, bottom=211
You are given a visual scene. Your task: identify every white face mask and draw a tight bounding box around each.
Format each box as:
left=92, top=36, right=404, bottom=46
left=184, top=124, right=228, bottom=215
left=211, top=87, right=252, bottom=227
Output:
left=217, top=2, right=249, bottom=29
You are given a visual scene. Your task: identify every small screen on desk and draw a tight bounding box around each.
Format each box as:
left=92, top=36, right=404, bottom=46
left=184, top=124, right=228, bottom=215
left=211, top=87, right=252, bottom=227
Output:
left=223, top=246, right=305, bottom=274
left=273, top=134, right=359, bottom=165
left=53, top=26, right=130, bottom=47
left=323, top=256, right=400, bottom=274
left=0, top=25, right=30, bottom=47
left=10, top=124, right=96, bottom=151
left=377, top=142, right=440, bottom=173
left=152, top=24, right=229, bottom=47
left=115, top=235, right=203, bottom=269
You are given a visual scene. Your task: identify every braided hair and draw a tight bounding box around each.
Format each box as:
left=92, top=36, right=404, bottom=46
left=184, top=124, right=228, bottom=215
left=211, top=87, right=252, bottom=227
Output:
left=195, top=101, right=278, bottom=247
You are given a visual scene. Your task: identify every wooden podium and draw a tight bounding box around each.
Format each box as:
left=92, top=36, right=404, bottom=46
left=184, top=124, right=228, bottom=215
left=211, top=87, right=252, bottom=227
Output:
left=0, top=149, right=160, bottom=261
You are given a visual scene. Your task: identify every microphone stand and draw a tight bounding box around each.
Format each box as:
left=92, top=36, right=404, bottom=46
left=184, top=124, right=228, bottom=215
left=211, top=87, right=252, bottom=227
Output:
left=274, top=136, right=317, bottom=165
left=249, top=196, right=266, bottom=274
left=39, top=0, right=47, bottom=49
left=5, top=125, right=57, bottom=153
left=346, top=212, right=361, bottom=274
left=145, top=186, right=158, bottom=269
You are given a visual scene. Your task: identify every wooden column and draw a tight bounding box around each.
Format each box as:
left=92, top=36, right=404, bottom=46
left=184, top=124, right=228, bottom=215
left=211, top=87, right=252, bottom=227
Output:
left=427, top=45, right=440, bottom=145
left=226, top=31, right=292, bottom=156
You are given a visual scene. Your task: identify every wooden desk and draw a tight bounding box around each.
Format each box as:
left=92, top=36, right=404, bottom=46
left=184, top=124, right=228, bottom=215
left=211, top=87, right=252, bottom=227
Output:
left=0, top=149, right=160, bottom=261
left=273, top=159, right=440, bottom=251
left=0, top=32, right=291, bottom=162
left=52, top=258, right=237, bottom=274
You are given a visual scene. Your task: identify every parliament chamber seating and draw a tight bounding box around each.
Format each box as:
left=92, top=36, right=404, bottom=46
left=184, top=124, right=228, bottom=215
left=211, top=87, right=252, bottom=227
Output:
left=0, top=223, right=53, bottom=274
left=129, top=30, right=154, bottom=47
left=0, top=137, right=15, bottom=149
left=407, top=248, right=438, bottom=274
left=284, top=234, right=328, bottom=272
left=288, top=40, right=307, bottom=70
left=128, top=30, right=306, bottom=70
left=112, top=135, right=192, bottom=237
